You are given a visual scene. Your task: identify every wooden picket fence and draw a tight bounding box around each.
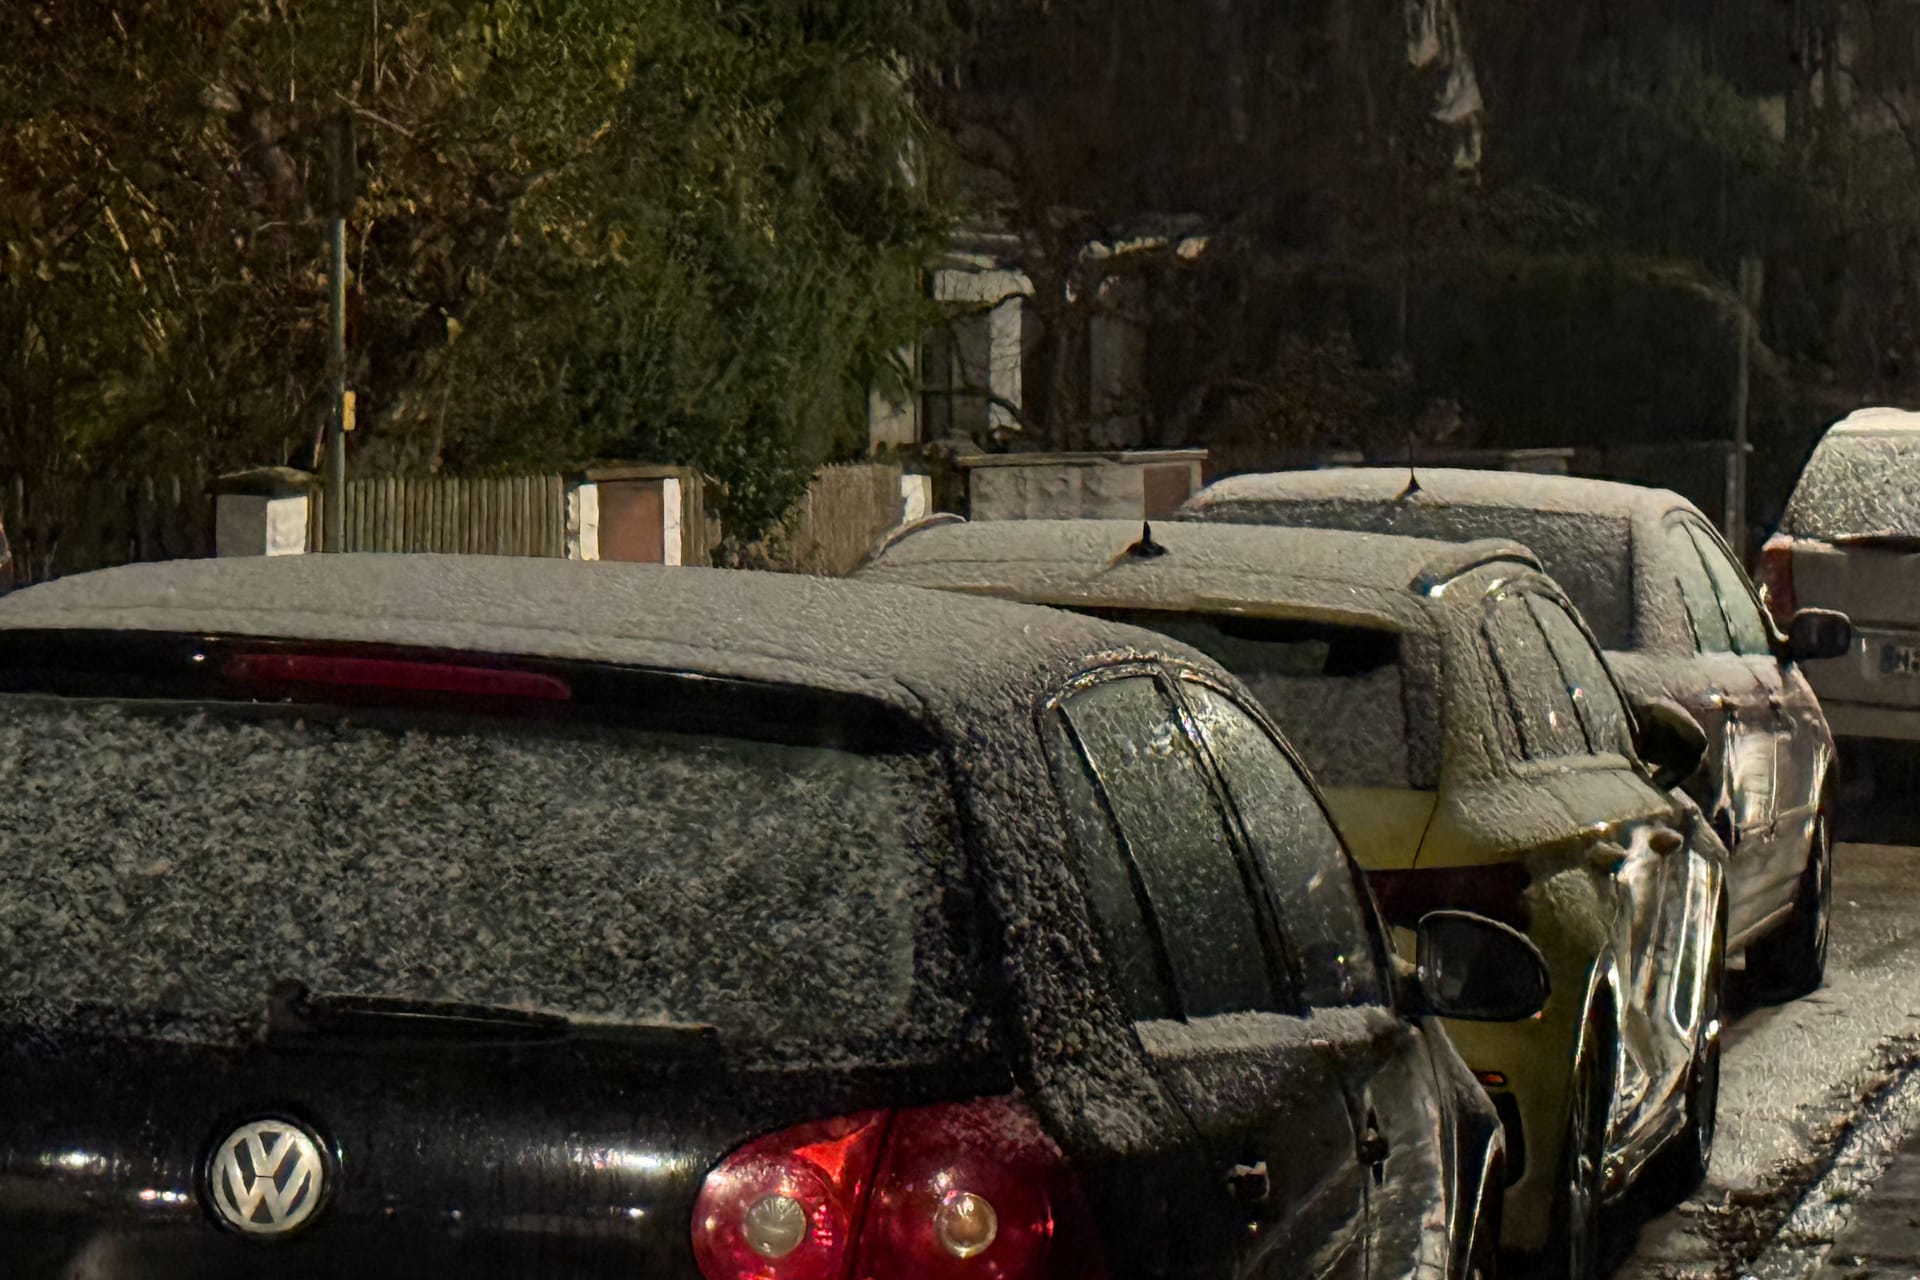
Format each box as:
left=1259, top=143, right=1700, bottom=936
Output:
left=750, top=461, right=905, bottom=576
left=0, top=466, right=214, bottom=588
left=0, top=460, right=916, bottom=587
left=307, top=474, right=568, bottom=557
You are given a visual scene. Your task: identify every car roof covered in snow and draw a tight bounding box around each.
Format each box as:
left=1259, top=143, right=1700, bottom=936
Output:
left=1179, top=466, right=1690, bottom=522
left=1823, top=405, right=1920, bottom=435
left=1175, top=467, right=1714, bottom=650
left=0, top=554, right=1219, bottom=728
left=857, top=517, right=1539, bottom=632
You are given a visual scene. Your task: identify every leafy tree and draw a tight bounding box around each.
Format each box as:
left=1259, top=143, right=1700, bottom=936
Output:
left=921, top=0, right=1482, bottom=454
left=922, top=0, right=1920, bottom=537
left=2, top=0, right=976, bottom=545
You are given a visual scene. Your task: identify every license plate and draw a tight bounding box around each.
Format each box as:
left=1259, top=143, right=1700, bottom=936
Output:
left=1880, top=642, right=1920, bottom=675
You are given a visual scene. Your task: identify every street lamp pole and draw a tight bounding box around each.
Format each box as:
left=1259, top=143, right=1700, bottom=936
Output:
left=324, top=114, right=356, bottom=553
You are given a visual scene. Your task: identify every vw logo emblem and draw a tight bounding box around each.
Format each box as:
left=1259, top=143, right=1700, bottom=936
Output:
left=206, top=1118, right=328, bottom=1235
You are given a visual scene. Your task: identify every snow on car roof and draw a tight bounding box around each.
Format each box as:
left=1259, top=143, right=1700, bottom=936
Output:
left=1826, top=405, right=1920, bottom=434
left=0, top=554, right=1212, bottom=722
left=0, top=554, right=1236, bottom=1150
left=1181, top=466, right=1687, bottom=520
left=859, top=517, right=1537, bottom=628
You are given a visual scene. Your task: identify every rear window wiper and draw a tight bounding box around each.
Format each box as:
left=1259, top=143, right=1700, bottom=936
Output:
left=261, top=978, right=719, bottom=1054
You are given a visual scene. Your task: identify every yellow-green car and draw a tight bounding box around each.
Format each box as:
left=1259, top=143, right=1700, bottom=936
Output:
left=859, top=517, right=1726, bottom=1279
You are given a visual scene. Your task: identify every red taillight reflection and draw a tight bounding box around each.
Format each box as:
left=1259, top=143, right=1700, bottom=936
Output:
left=692, top=1097, right=1105, bottom=1280
left=226, top=653, right=571, bottom=702
left=1755, top=534, right=1797, bottom=629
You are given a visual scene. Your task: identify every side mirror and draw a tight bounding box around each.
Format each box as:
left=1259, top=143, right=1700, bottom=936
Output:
left=1632, top=697, right=1708, bottom=792
left=1785, top=608, right=1852, bottom=663
left=1410, top=911, right=1549, bottom=1022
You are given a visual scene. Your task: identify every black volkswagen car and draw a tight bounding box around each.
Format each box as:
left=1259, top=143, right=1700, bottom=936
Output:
left=0, top=555, right=1541, bottom=1279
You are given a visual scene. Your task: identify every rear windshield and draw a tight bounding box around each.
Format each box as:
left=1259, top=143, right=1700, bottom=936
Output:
left=0, top=696, right=980, bottom=1062
left=1198, top=498, right=1634, bottom=648
left=1784, top=432, right=1920, bottom=538
left=1082, top=610, right=1428, bottom=790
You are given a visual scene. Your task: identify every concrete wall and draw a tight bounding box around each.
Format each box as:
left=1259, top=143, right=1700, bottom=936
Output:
left=964, top=453, right=1206, bottom=521
left=215, top=494, right=310, bottom=557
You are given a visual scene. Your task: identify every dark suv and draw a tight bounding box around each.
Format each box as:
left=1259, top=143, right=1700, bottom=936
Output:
left=0, top=554, right=1539, bottom=1279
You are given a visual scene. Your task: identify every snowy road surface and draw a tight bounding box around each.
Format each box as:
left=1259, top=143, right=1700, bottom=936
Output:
left=1610, top=842, right=1920, bottom=1279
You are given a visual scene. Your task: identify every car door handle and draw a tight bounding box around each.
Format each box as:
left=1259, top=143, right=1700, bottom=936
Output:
left=1650, top=826, right=1686, bottom=856
left=1358, top=1115, right=1390, bottom=1171
left=1225, top=1160, right=1270, bottom=1205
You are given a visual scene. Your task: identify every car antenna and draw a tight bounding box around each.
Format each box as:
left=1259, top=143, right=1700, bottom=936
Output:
left=1123, top=521, right=1169, bottom=558
left=1397, top=435, right=1423, bottom=501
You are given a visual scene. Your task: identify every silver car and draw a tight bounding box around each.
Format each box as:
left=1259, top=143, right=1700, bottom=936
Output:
left=1179, top=468, right=1851, bottom=999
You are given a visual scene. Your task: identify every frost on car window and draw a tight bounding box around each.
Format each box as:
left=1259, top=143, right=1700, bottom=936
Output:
left=1211, top=499, right=1635, bottom=649
left=1083, top=610, right=1425, bottom=790
left=1062, top=676, right=1277, bottom=1018
left=1527, top=596, right=1633, bottom=757
left=1043, top=712, right=1182, bottom=1022
left=0, top=699, right=981, bottom=1061
left=1484, top=596, right=1587, bottom=761
left=1784, top=431, right=1920, bottom=537
left=1664, top=522, right=1732, bottom=653
left=1685, top=523, right=1772, bottom=656
left=1181, top=683, right=1385, bottom=1009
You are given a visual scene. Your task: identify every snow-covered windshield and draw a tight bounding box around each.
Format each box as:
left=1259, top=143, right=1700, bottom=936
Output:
left=1784, top=432, right=1920, bottom=539
left=1081, top=610, right=1425, bottom=790
left=0, top=697, right=980, bottom=1062
left=1200, top=497, right=1634, bottom=649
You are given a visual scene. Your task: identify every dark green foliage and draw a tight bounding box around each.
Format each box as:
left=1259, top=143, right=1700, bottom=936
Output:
left=1, top=0, right=970, bottom=542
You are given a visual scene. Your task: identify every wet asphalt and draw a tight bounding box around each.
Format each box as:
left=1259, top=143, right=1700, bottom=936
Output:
left=1609, top=843, right=1920, bottom=1280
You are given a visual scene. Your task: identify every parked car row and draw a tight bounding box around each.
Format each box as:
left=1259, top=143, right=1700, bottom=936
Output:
left=857, top=466, right=1851, bottom=1278
left=0, top=462, right=1850, bottom=1280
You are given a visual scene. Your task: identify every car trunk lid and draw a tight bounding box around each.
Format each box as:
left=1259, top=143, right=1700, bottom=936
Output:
left=1787, top=538, right=1920, bottom=708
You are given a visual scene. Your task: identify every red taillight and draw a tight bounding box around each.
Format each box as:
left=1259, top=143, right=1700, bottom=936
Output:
left=856, top=1097, right=1099, bottom=1280
left=226, top=653, right=571, bottom=702
left=693, top=1097, right=1105, bottom=1280
left=692, top=1110, right=889, bottom=1280
left=1755, top=533, right=1797, bottom=628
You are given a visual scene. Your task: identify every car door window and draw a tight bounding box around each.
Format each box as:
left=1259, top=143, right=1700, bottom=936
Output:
left=1484, top=594, right=1588, bottom=760
left=1060, top=675, right=1279, bottom=1017
left=1181, top=682, right=1386, bottom=1008
left=1686, top=523, right=1774, bottom=656
left=1045, top=713, right=1181, bottom=1021
left=1527, top=595, right=1635, bottom=758
left=1665, top=523, right=1733, bottom=653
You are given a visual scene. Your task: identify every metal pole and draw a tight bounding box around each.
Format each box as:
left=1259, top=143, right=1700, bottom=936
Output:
left=1729, top=254, right=1762, bottom=555
left=324, top=114, right=356, bottom=553
left=327, top=216, right=347, bottom=552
